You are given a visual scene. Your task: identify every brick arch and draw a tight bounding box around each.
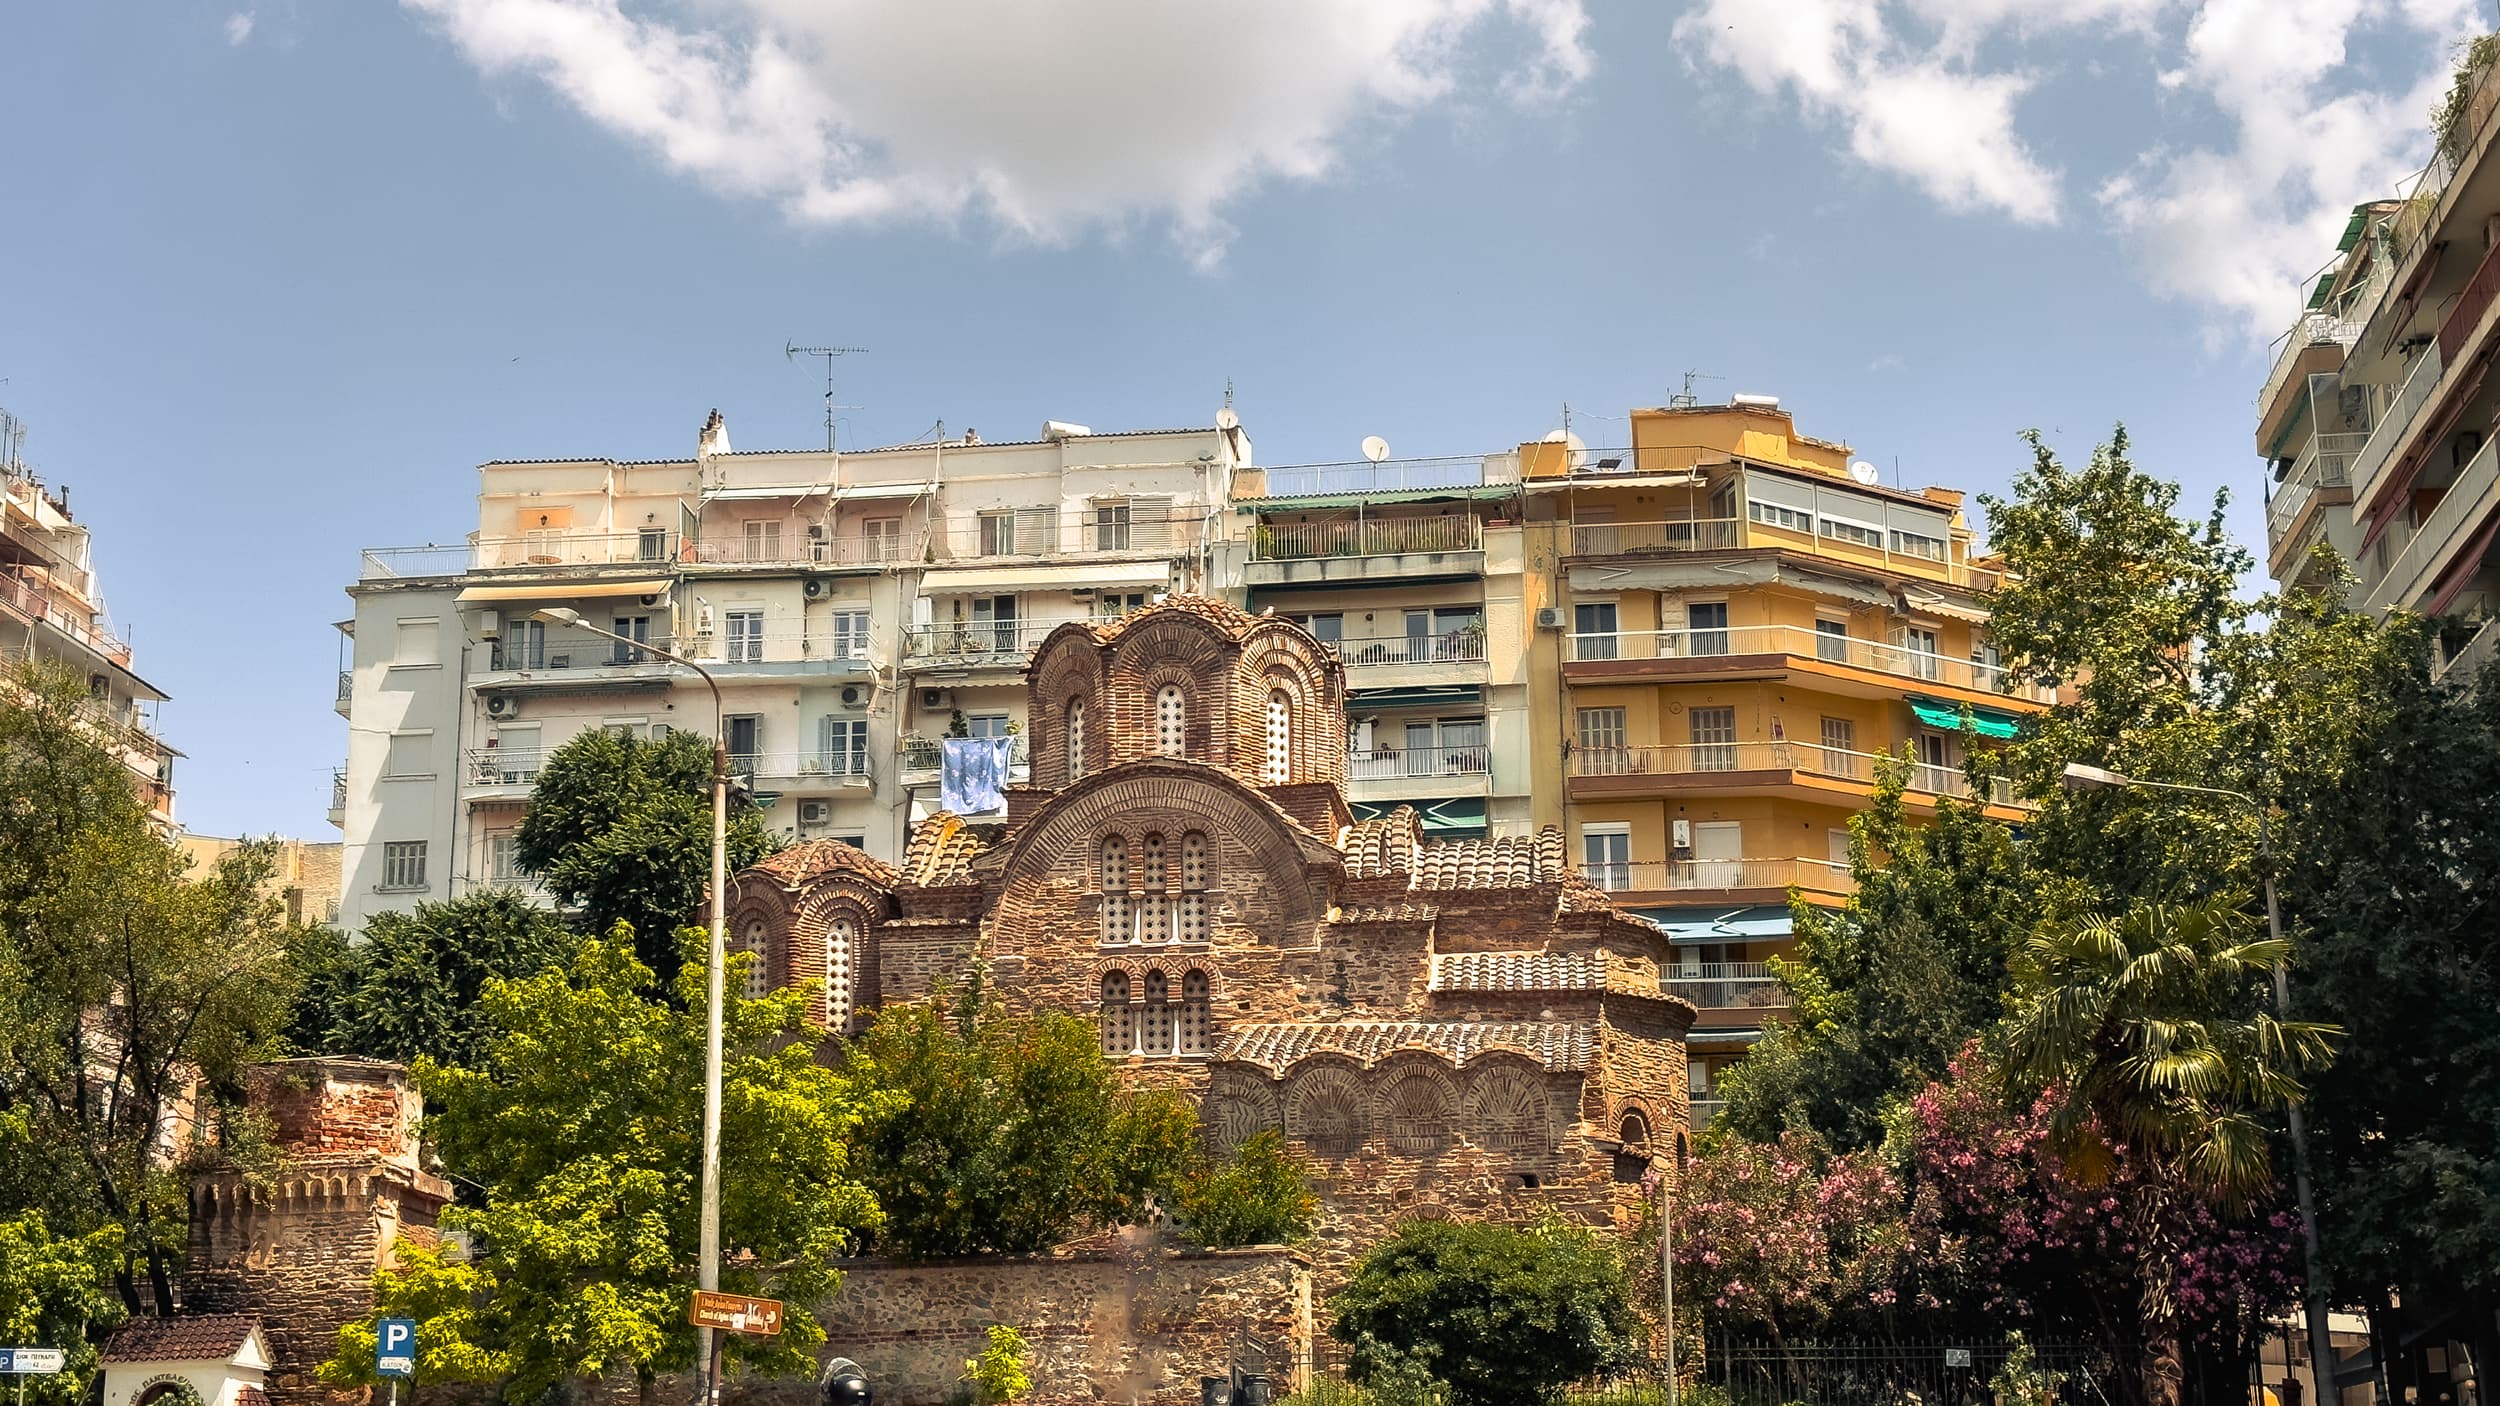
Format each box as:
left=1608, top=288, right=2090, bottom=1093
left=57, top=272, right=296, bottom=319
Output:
left=725, top=897, right=787, bottom=993
left=1376, top=1054, right=1462, bottom=1157
left=1204, top=1065, right=1283, bottom=1152
left=1134, top=663, right=1221, bottom=765
left=1282, top=1057, right=1371, bottom=1158
left=791, top=880, right=886, bottom=1032
left=1238, top=625, right=1346, bottom=783
left=1103, top=618, right=1237, bottom=766
left=1028, top=631, right=1104, bottom=787
left=1464, top=1056, right=1559, bottom=1164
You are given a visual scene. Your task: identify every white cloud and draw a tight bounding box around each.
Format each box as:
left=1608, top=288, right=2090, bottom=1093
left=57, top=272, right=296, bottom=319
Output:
left=401, top=0, right=1592, bottom=263
left=1672, top=0, right=2483, bottom=339
left=225, top=11, right=255, bottom=45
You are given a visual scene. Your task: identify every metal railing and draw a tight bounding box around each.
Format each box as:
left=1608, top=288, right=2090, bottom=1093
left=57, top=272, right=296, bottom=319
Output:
left=472, top=530, right=679, bottom=570
left=2365, top=432, right=2500, bottom=613
left=2349, top=342, right=2445, bottom=510
left=1580, top=857, right=1855, bottom=895
left=1348, top=743, right=1490, bottom=781
left=485, top=631, right=685, bottom=671
left=931, top=506, right=1207, bottom=560
left=464, top=748, right=545, bottom=786
left=1569, top=741, right=2016, bottom=803
left=2442, top=230, right=2500, bottom=365
left=2387, top=55, right=2500, bottom=277
left=900, top=736, right=944, bottom=772
left=1337, top=630, right=1487, bottom=666
left=0, top=571, right=135, bottom=666
left=334, top=670, right=353, bottom=713
left=1249, top=515, right=1481, bottom=560
left=738, top=751, right=875, bottom=781
left=1688, top=1097, right=1725, bottom=1129
left=1568, top=518, right=1743, bottom=556
left=1665, top=961, right=1787, bottom=1009
left=687, top=531, right=924, bottom=568
left=903, top=620, right=1069, bottom=663
left=1254, top=454, right=1521, bottom=498
left=2257, top=312, right=2365, bottom=414
left=2268, top=431, right=2370, bottom=538
left=1564, top=625, right=2049, bottom=700
left=329, top=768, right=348, bottom=815
left=2439, top=615, right=2500, bottom=683
left=359, top=545, right=471, bottom=579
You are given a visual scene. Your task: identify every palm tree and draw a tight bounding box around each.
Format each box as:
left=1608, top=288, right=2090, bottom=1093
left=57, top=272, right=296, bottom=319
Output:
left=2005, top=897, right=2338, bottom=1406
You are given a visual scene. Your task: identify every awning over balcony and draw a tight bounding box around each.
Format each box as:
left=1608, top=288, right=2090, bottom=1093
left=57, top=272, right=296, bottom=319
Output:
left=1906, top=696, right=2020, bottom=739
left=1347, top=684, right=1482, bottom=711
left=920, top=560, right=1171, bottom=593
left=1566, top=559, right=1894, bottom=607
left=1899, top=588, right=1989, bottom=624
left=455, top=578, right=670, bottom=603
left=1626, top=905, right=1794, bottom=945
left=1351, top=796, right=1486, bottom=835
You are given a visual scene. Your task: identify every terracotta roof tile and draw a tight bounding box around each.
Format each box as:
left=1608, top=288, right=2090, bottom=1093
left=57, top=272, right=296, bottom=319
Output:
left=900, top=812, right=987, bottom=886
left=1089, top=593, right=1263, bottom=643
left=749, top=839, right=899, bottom=887
left=238, top=1388, right=270, bottom=1406
left=1429, top=950, right=1608, bottom=993
left=102, top=1315, right=260, bottom=1364
left=1215, top=1020, right=1595, bottom=1072
left=1338, top=809, right=1422, bottom=879
left=1410, top=828, right=1568, bottom=890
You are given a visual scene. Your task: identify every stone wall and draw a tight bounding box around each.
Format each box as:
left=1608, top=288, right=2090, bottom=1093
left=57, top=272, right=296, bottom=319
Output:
left=802, top=1249, right=1313, bottom=1406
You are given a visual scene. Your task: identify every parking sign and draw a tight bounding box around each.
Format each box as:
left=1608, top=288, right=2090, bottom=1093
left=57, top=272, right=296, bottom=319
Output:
left=376, top=1319, right=417, bottom=1378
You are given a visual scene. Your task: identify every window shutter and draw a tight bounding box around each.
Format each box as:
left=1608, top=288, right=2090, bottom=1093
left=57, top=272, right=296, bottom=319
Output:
left=1131, top=495, right=1174, bottom=550
left=1017, top=506, right=1058, bottom=553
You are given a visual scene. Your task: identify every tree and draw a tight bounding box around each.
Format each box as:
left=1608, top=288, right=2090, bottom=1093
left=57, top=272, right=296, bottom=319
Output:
left=289, top=891, right=576, bottom=1069
left=1172, top=1131, right=1317, bottom=1249
left=318, top=1239, right=508, bottom=1391
left=1331, top=1216, right=1639, bottom=1406
left=0, top=1211, right=124, bottom=1406
left=2004, top=898, right=2336, bottom=1406
left=1668, top=1132, right=1909, bottom=1343
left=409, top=928, right=880, bottom=1399
left=513, top=730, right=773, bottom=983
left=841, top=977, right=1196, bottom=1258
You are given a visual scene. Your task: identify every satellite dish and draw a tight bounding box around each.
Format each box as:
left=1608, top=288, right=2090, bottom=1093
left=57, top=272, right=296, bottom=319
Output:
left=1361, top=435, right=1391, bottom=464
left=1849, top=460, right=1882, bottom=486
left=1215, top=407, right=1240, bottom=431
left=1542, top=429, right=1589, bottom=472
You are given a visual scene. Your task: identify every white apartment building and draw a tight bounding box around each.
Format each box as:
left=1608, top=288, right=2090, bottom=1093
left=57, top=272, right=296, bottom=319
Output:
left=335, top=411, right=1250, bottom=934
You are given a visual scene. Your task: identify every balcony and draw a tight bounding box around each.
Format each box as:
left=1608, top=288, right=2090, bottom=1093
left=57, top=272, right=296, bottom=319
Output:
left=474, top=530, right=678, bottom=571
left=327, top=768, right=347, bottom=828
left=1580, top=857, right=1854, bottom=900
left=931, top=506, right=1207, bottom=562
left=2364, top=432, right=2500, bottom=614
left=1243, top=515, right=1486, bottom=589
left=359, top=545, right=471, bottom=580
left=463, top=748, right=544, bottom=793
left=687, top=531, right=924, bottom=570
left=902, top=621, right=1063, bottom=675
left=2440, top=615, right=2500, bottom=683
left=1665, top=962, right=1787, bottom=1013
left=900, top=735, right=944, bottom=783
left=1569, top=518, right=1743, bottom=557
left=1568, top=516, right=2006, bottom=589
left=0, top=570, right=135, bottom=667
left=2258, top=313, right=2365, bottom=420
left=2267, top=431, right=2370, bottom=543
left=738, top=751, right=876, bottom=787
left=1689, top=1097, right=1726, bottom=1128
left=1564, top=625, right=2051, bottom=705
left=1568, top=741, right=2018, bottom=809
left=474, top=632, right=683, bottom=691
left=334, top=670, right=353, bottom=716
left=2349, top=343, right=2445, bottom=512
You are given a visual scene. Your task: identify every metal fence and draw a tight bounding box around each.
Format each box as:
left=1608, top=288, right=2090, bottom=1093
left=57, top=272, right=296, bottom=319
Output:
left=1292, top=1339, right=2116, bottom=1406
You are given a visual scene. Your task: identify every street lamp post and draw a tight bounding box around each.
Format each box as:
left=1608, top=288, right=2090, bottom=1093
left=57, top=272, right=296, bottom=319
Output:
left=2059, top=762, right=2337, bottom=1406
left=533, top=609, right=731, bottom=1406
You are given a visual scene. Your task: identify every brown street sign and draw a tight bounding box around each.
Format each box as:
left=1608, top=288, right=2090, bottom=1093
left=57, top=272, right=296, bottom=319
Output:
left=688, top=1291, right=784, bottom=1337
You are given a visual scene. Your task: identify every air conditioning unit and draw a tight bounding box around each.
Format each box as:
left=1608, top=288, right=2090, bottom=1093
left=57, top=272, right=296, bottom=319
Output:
left=840, top=684, right=870, bottom=709
left=803, top=578, right=829, bottom=599
left=1535, top=607, right=1563, bottom=630
left=798, top=799, right=832, bottom=826
left=638, top=592, right=664, bottom=608
left=485, top=695, right=521, bottom=720
left=807, top=524, right=829, bottom=540
left=547, top=653, right=570, bottom=669
left=921, top=689, right=949, bottom=710
left=477, top=608, right=502, bottom=640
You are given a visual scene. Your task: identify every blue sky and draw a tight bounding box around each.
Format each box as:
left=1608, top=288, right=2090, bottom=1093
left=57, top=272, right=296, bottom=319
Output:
left=0, top=0, right=2477, bottom=838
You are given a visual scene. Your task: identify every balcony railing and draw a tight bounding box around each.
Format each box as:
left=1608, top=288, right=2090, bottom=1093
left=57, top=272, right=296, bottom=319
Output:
left=1339, top=630, right=1487, bottom=666
left=2387, top=54, right=2500, bottom=276
left=2364, top=432, right=2500, bottom=613
left=485, top=632, right=686, bottom=671
left=1255, top=454, right=1521, bottom=498
left=1689, top=1097, right=1725, bottom=1128
left=904, top=621, right=1066, bottom=664
left=1570, top=741, right=2016, bottom=804
left=1569, top=518, right=1743, bottom=556
left=465, top=748, right=546, bottom=786
left=2267, top=431, right=2370, bottom=539
left=359, top=545, right=471, bottom=579
left=687, top=531, right=924, bottom=568
left=1349, top=743, right=1490, bottom=781
left=738, top=751, right=876, bottom=782
left=2439, top=615, right=2500, bottom=683
left=1665, top=962, right=1787, bottom=1010
left=2257, top=313, right=2365, bottom=414
left=900, top=736, right=945, bottom=773
left=472, top=530, right=680, bottom=571
left=1565, top=625, right=2050, bottom=701
left=334, top=670, right=353, bottom=715
left=328, top=767, right=348, bottom=822
left=0, top=571, right=135, bottom=666
left=2349, top=343, right=2445, bottom=511
left=1249, top=516, right=1482, bottom=561
left=1580, top=858, right=1855, bottom=895
left=931, top=506, right=1207, bottom=561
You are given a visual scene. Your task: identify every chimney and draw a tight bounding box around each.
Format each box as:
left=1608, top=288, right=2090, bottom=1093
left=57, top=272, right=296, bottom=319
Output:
left=963, top=428, right=980, bottom=445
left=698, top=408, right=731, bottom=458
left=54, top=485, right=69, bottom=520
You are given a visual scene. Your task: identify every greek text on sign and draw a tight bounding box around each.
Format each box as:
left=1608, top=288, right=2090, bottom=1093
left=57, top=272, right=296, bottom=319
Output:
left=0, top=1350, right=67, bottom=1375
left=688, top=1292, right=784, bottom=1337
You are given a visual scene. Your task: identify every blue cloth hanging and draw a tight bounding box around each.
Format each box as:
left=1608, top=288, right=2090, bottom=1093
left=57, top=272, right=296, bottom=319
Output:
left=940, top=735, right=1015, bottom=815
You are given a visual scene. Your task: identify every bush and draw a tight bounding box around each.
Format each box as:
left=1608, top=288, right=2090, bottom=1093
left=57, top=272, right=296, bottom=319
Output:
left=962, top=1325, right=1030, bottom=1405
left=1174, top=1132, right=1318, bottom=1248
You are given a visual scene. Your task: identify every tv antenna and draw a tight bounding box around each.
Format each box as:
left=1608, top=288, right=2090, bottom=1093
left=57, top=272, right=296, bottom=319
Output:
left=1669, top=370, right=1723, bottom=410
left=785, top=341, right=867, bottom=451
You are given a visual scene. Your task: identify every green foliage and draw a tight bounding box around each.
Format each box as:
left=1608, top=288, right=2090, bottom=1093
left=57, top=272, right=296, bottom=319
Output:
left=319, top=1239, right=509, bottom=1388
left=287, top=891, right=577, bottom=1068
left=411, top=928, right=880, bottom=1397
left=1990, top=1333, right=2067, bottom=1406
left=2433, top=33, right=2500, bottom=155
left=1174, top=1131, right=1318, bottom=1249
left=1330, top=1216, right=1639, bottom=1406
left=513, top=730, right=773, bottom=983
left=842, top=982, right=1195, bottom=1257
left=0, top=1212, right=124, bottom=1406
left=961, top=1324, right=1031, bottom=1405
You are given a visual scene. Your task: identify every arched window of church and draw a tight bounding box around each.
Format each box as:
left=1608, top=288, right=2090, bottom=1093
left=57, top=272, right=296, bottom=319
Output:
left=825, top=912, right=857, bottom=1031
left=1139, top=834, right=1168, bottom=943
left=1100, top=971, right=1132, bottom=1056
left=1180, top=969, right=1211, bottom=1055
left=737, top=917, right=772, bottom=1000
left=1065, top=701, right=1087, bottom=782
left=1141, top=969, right=1174, bottom=1055
left=1178, top=832, right=1209, bottom=943
left=1265, top=689, right=1291, bottom=783
left=1155, top=684, right=1187, bottom=757
left=1100, top=836, right=1130, bottom=945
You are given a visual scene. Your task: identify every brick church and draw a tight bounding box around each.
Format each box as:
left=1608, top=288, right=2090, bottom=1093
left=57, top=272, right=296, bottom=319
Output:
left=728, top=596, right=1698, bottom=1267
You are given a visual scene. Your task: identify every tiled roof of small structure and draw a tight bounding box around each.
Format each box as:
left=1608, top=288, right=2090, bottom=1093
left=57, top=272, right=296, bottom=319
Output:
left=238, top=1388, right=270, bottom=1406
left=1216, top=1020, right=1596, bottom=1072
left=1089, top=593, right=1262, bottom=643
left=900, top=812, right=987, bottom=886
left=1410, top=828, right=1570, bottom=890
left=102, top=1314, right=260, bottom=1363
left=1339, top=808, right=1424, bottom=878
left=748, top=839, right=900, bottom=887
left=1430, top=950, right=1609, bottom=994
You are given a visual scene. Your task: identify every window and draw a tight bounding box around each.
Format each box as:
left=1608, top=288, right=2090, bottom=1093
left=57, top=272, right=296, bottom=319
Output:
left=1891, top=529, right=1947, bottom=561
left=723, top=609, right=766, bottom=664
left=1094, top=592, right=1151, bottom=622
left=1748, top=500, right=1810, bottom=533
left=971, top=595, right=1017, bottom=652
left=863, top=517, right=903, bottom=561
left=742, top=520, right=782, bottom=562
left=1686, top=601, right=1729, bottom=656
left=1902, top=626, right=1941, bottom=681
left=1265, top=689, right=1291, bottom=783
left=609, top=614, right=651, bottom=665
left=968, top=713, right=1011, bottom=740
left=1138, top=834, right=1169, bottom=943
left=1574, top=601, right=1618, bottom=660
left=381, top=841, right=427, bottom=891
left=1141, top=970, right=1174, bottom=1055
left=1816, top=617, right=1850, bottom=663
left=825, top=912, right=857, bottom=1030
left=1689, top=706, right=1737, bottom=771
left=1099, top=836, right=1128, bottom=945
left=1093, top=503, right=1132, bottom=551
left=1179, top=832, right=1209, bottom=943
left=978, top=510, right=1018, bottom=556
left=1915, top=733, right=1953, bottom=793
left=493, top=619, right=546, bottom=671
left=1100, top=972, right=1133, bottom=1056
left=829, top=609, right=871, bottom=660
left=1576, top=707, right=1627, bottom=775
left=1292, top=612, right=1344, bottom=644
left=637, top=528, right=669, bottom=562
left=1155, top=685, right=1187, bottom=757
left=819, top=717, right=869, bottom=776
left=394, top=619, right=439, bottom=667
left=1582, top=826, right=1630, bottom=891
left=1179, top=970, right=1211, bottom=1055
left=492, top=725, right=541, bottom=784
left=725, top=715, right=761, bottom=770
left=1691, top=820, right=1742, bottom=886
left=1066, top=702, right=1086, bottom=782
left=1820, top=516, right=1883, bottom=548
left=384, top=732, right=432, bottom=778
left=602, top=719, right=647, bottom=740
left=1971, top=641, right=2004, bottom=690
left=1819, top=716, right=1858, bottom=777
left=1434, top=717, right=1487, bottom=774
left=738, top=917, right=772, bottom=1000
left=488, top=832, right=521, bottom=882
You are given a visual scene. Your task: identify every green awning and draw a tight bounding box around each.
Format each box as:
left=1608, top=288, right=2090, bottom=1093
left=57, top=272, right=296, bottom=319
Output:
left=2337, top=207, right=2368, bottom=252
left=2307, top=272, right=2335, bottom=309
left=1906, top=697, right=2021, bottom=740
left=1628, top=905, right=1794, bottom=945
left=1352, top=796, right=1486, bottom=834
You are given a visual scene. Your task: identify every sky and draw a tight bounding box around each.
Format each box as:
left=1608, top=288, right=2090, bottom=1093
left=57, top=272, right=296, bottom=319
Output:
left=0, top=0, right=2482, bottom=839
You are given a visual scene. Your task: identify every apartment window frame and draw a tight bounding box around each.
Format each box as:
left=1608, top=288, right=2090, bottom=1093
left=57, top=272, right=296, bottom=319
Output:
left=1689, top=706, right=1738, bottom=771
left=1574, top=600, right=1619, bottom=660
left=1815, top=616, right=1850, bottom=662
left=1890, top=528, right=1947, bottom=561
left=380, top=840, right=429, bottom=892
left=1576, top=707, right=1628, bottom=775
left=609, top=614, right=652, bottom=665
left=392, top=618, right=441, bottom=668
left=1581, top=823, right=1631, bottom=892
left=977, top=509, right=1019, bottom=556
left=742, top=519, right=783, bottom=563
left=819, top=716, right=871, bottom=777
left=863, top=517, right=904, bottom=562
left=636, top=527, right=669, bottom=562
left=1686, top=600, right=1731, bottom=656
left=1747, top=500, right=1810, bottom=533
left=1819, top=514, right=1884, bottom=548
left=487, top=831, right=522, bottom=884
left=1093, top=502, right=1133, bottom=552
left=725, top=714, right=762, bottom=771
left=1819, top=716, right=1859, bottom=778
left=829, top=608, right=873, bottom=661
left=724, top=608, right=767, bottom=664
left=383, top=730, right=434, bottom=780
